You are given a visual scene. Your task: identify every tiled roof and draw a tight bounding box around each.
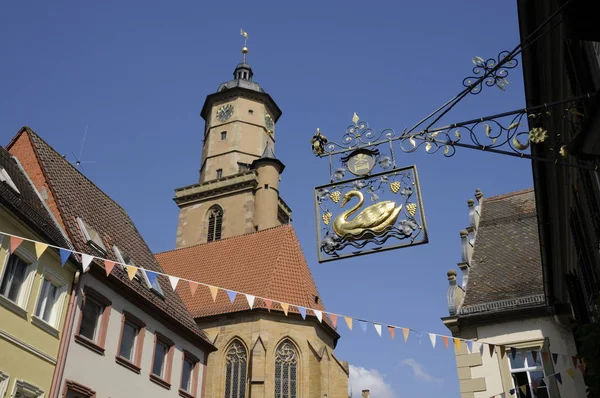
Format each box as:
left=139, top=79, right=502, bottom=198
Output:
left=156, top=224, right=339, bottom=337
left=0, top=146, right=71, bottom=250
left=8, top=128, right=213, bottom=349
left=460, top=189, right=545, bottom=313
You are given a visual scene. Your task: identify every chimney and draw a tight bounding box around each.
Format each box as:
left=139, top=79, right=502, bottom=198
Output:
left=362, top=390, right=370, bottom=398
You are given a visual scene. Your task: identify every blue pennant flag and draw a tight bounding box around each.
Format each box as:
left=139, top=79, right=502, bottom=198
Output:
left=227, top=290, right=237, bottom=303
left=145, top=270, right=159, bottom=285
left=467, top=340, right=473, bottom=353
left=298, top=306, right=306, bottom=319
left=555, top=373, right=562, bottom=385
left=59, top=249, right=71, bottom=266
left=359, top=320, right=368, bottom=333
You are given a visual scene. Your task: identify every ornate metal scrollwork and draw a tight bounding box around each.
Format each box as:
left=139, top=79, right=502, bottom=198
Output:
left=462, top=51, right=519, bottom=94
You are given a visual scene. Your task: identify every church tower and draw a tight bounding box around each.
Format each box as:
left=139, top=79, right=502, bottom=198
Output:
left=174, top=42, right=292, bottom=249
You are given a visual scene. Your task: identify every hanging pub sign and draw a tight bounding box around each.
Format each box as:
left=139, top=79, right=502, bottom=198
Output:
left=311, top=113, right=428, bottom=263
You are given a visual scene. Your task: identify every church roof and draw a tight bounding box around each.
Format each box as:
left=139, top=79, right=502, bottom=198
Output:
left=7, top=127, right=215, bottom=350
left=155, top=224, right=339, bottom=337
left=459, top=188, right=545, bottom=315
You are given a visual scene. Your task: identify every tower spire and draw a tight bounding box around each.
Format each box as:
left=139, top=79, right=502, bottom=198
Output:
left=240, top=28, right=249, bottom=63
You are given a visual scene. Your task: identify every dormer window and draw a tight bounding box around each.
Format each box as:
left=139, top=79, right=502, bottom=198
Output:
left=113, top=245, right=164, bottom=297
left=0, top=167, right=20, bottom=194
left=77, top=217, right=106, bottom=255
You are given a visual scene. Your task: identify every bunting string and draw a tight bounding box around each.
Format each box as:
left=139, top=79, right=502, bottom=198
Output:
left=0, top=229, right=586, bottom=389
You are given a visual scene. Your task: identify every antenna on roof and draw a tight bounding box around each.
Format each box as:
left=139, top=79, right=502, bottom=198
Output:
left=72, top=125, right=96, bottom=173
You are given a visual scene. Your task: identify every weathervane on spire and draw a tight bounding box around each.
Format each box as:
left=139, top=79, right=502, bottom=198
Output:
left=240, top=28, right=249, bottom=63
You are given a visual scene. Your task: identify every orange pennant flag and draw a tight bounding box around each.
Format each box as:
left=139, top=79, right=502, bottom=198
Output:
left=330, top=314, right=338, bottom=328
left=10, top=236, right=23, bottom=252
left=442, top=336, right=449, bottom=349
left=388, top=326, right=396, bottom=340
left=263, top=299, right=272, bottom=312
left=402, top=328, right=410, bottom=343
left=126, top=266, right=138, bottom=280
left=280, top=303, right=289, bottom=316
left=500, top=346, right=507, bottom=359
left=104, top=260, right=115, bottom=276
left=208, top=285, right=219, bottom=302
left=189, top=281, right=198, bottom=296
left=453, top=338, right=461, bottom=352
left=344, top=316, right=353, bottom=331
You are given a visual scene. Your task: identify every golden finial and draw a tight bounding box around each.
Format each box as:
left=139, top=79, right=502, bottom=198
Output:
left=352, top=112, right=360, bottom=125
left=240, top=29, right=249, bottom=63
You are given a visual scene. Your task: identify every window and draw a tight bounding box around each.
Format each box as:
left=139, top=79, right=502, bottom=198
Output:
left=0, top=371, right=9, bottom=398
left=224, top=340, right=247, bottom=398
left=0, top=254, right=29, bottom=303
left=221, top=131, right=227, bottom=140
left=75, top=287, right=111, bottom=355
left=275, top=341, right=298, bottom=398
left=116, top=312, right=145, bottom=373
left=509, top=351, right=549, bottom=398
left=33, top=268, right=67, bottom=333
left=0, top=248, right=36, bottom=314
left=0, top=167, right=20, bottom=194
left=12, top=380, right=44, bottom=398
left=207, top=206, right=223, bottom=242
left=180, top=353, right=199, bottom=396
left=150, top=334, right=174, bottom=388
left=77, top=217, right=106, bottom=254
left=248, top=109, right=254, bottom=114
left=238, top=163, right=251, bottom=173
left=216, top=169, right=223, bottom=179
left=62, top=380, right=96, bottom=398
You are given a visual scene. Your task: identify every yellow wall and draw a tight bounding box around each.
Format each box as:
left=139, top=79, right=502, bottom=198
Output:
left=0, top=207, right=76, bottom=396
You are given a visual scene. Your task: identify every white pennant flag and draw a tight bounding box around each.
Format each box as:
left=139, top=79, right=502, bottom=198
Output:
left=314, top=310, right=323, bottom=323
left=245, top=294, right=255, bottom=310
left=374, top=323, right=382, bottom=337
left=429, top=333, right=436, bottom=348
left=168, top=276, right=180, bottom=290
left=81, top=253, right=94, bottom=272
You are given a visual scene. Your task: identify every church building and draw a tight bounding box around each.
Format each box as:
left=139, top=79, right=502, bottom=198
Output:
left=156, top=44, right=350, bottom=397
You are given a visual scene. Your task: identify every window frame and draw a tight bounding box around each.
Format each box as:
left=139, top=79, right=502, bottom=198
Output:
left=0, top=371, right=9, bottom=398
left=206, top=206, right=223, bottom=243
left=62, top=380, right=96, bottom=398
left=224, top=339, right=248, bottom=398
left=114, top=245, right=164, bottom=297
left=115, top=311, right=146, bottom=374
left=11, top=379, right=44, bottom=398
left=179, top=351, right=200, bottom=398
left=0, top=167, right=20, bottom=194
left=220, top=131, right=227, bottom=140
left=76, top=217, right=107, bottom=255
left=216, top=169, right=223, bottom=179
left=32, top=266, right=68, bottom=335
left=149, top=333, right=175, bottom=390
left=74, top=286, right=112, bottom=355
left=508, top=350, right=548, bottom=398
left=0, top=244, right=37, bottom=318
left=274, top=339, right=299, bottom=398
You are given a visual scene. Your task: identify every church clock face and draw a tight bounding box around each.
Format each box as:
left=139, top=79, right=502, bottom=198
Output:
left=265, top=114, right=274, bottom=133
left=216, top=104, right=234, bottom=122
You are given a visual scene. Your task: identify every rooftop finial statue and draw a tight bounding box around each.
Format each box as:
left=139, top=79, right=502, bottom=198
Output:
left=240, top=28, right=249, bottom=63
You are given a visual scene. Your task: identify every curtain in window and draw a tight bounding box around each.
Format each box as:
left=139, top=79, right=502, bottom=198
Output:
left=224, top=340, right=246, bottom=398
left=274, top=341, right=297, bottom=398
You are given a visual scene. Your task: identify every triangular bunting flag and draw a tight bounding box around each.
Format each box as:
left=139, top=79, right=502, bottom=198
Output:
left=511, top=347, right=517, bottom=360
left=281, top=303, right=289, bottom=316
left=453, top=338, right=461, bottom=352
left=520, top=385, right=527, bottom=395
left=189, top=281, right=198, bottom=296
left=34, top=242, right=48, bottom=259
left=209, top=285, right=219, bottom=302
left=374, top=323, right=382, bottom=336
left=500, top=346, right=506, bottom=359
left=104, top=260, right=115, bottom=276
left=126, top=265, right=138, bottom=280
left=10, top=236, right=23, bottom=252
left=442, top=336, right=449, bottom=349
left=388, top=326, right=395, bottom=340
left=245, top=294, right=255, bottom=310
left=81, top=253, right=94, bottom=272
left=359, top=320, right=367, bottom=333
left=566, top=368, right=575, bottom=379
left=297, top=306, right=306, bottom=319
left=227, top=290, right=237, bottom=304
left=59, top=248, right=71, bottom=266
left=145, top=270, right=159, bottom=286
left=429, top=333, right=436, bottom=348
left=314, top=309, right=322, bottom=323
left=489, top=344, right=495, bottom=357
left=168, top=275, right=179, bottom=291
left=330, top=314, right=338, bottom=328
left=532, top=351, right=539, bottom=364
left=344, top=316, right=353, bottom=331
left=551, top=353, right=558, bottom=365
left=467, top=340, right=473, bottom=354
left=402, top=328, right=409, bottom=343
left=555, top=373, right=562, bottom=385
left=263, top=299, right=272, bottom=312
left=479, top=343, right=485, bottom=356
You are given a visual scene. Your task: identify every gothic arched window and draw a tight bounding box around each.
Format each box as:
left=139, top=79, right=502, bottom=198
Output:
left=207, top=206, right=223, bottom=242
left=274, top=341, right=298, bottom=398
left=224, top=340, right=247, bottom=398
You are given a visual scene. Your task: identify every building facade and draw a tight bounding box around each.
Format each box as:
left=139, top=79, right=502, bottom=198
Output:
left=7, top=128, right=216, bottom=397
left=0, top=146, right=79, bottom=398
left=442, top=189, right=586, bottom=398
left=157, top=47, right=350, bottom=397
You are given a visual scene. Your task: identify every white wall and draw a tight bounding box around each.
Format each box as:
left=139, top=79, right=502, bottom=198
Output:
left=60, top=274, right=207, bottom=397
left=471, top=316, right=586, bottom=398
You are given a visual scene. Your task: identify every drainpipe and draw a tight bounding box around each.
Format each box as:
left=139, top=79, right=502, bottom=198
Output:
left=48, top=270, right=81, bottom=398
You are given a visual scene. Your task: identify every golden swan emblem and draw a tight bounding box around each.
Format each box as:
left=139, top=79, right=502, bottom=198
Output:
left=333, top=190, right=403, bottom=238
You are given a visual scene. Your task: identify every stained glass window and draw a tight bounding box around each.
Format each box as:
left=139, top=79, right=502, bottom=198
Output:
left=207, top=206, right=223, bottom=242
left=274, top=341, right=298, bottom=398
left=224, top=340, right=246, bottom=398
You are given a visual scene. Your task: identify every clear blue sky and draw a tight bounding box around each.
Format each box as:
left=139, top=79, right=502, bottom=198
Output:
left=0, top=1, right=532, bottom=396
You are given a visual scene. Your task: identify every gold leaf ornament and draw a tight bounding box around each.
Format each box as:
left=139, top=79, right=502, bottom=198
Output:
left=322, top=212, right=332, bottom=225
left=390, top=181, right=401, bottom=194
left=330, top=191, right=341, bottom=203
left=406, top=203, right=417, bottom=217
left=352, top=112, right=360, bottom=125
